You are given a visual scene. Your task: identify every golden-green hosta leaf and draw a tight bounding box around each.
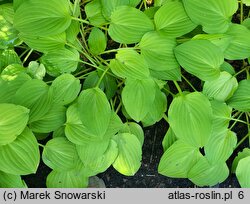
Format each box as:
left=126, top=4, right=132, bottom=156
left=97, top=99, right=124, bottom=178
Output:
left=205, top=130, right=237, bottom=164
left=232, top=148, right=250, bottom=173
left=0, top=49, right=21, bottom=71
left=66, top=20, right=80, bottom=44
left=41, top=47, right=79, bottom=77
left=203, top=71, right=238, bottom=101
left=19, top=32, right=66, bottom=53
left=119, top=122, right=144, bottom=146
left=0, top=103, right=29, bottom=145
left=29, top=104, right=66, bottom=133
left=65, top=103, right=101, bottom=144
left=139, top=31, right=179, bottom=72
left=13, top=79, right=52, bottom=123
left=150, top=67, right=181, bottom=81
left=188, top=157, right=229, bottom=187
left=174, top=39, right=223, bottom=81
left=220, top=61, right=235, bottom=75
left=193, top=34, right=232, bottom=52
left=236, top=156, right=250, bottom=187
left=112, top=133, right=142, bottom=176
left=76, top=139, right=110, bottom=166
left=0, top=171, right=27, bottom=188
left=46, top=169, right=88, bottom=188
left=78, top=88, right=111, bottom=138
left=0, top=6, right=20, bottom=49
left=101, top=0, right=141, bottom=20
left=14, top=0, right=72, bottom=36
left=0, top=73, right=31, bottom=103
left=81, top=139, right=118, bottom=176
left=50, top=74, right=81, bottom=105
left=227, top=79, right=250, bottom=112
left=0, top=127, right=40, bottom=175
left=168, top=92, right=213, bottom=147
left=158, top=140, right=202, bottom=178
left=109, top=49, right=150, bottom=79
left=122, top=78, right=156, bottom=122
left=108, top=6, right=154, bottom=44
left=210, top=100, right=232, bottom=133
left=154, top=1, right=197, bottom=37
left=42, top=137, right=80, bottom=171
left=162, top=127, right=177, bottom=152
left=182, top=0, right=238, bottom=33
left=142, top=87, right=167, bottom=127
left=85, top=0, right=107, bottom=26
left=88, top=27, right=107, bottom=55
left=224, top=24, right=250, bottom=60
left=1, top=64, right=25, bottom=81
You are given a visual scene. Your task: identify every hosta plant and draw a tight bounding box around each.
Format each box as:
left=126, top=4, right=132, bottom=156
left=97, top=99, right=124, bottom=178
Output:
left=0, top=0, right=249, bottom=188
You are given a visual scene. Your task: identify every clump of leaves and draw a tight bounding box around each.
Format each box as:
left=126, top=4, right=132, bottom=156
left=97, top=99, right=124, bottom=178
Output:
left=0, top=0, right=249, bottom=188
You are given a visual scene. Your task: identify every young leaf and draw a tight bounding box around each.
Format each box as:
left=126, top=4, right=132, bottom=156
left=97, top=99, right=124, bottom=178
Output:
left=78, top=88, right=111, bottom=138
left=182, top=0, right=238, bottom=33
left=46, top=169, right=88, bottom=188
left=174, top=39, right=223, bottom=81
left=29, top=104, right=66, bottom=133
left=0, top=127, right=40, bottom=175
left=112, top=133, right=142, bottom=176
left=224, top=24, right=250, bottom=60
left=19, top=32, right=66, bottom=53
left=188, top=157, right=229, bottom=187
left=154, top=1, right=197, bottom=37
left=41, top=47, right=79, bottom=77
left=12, top=79, right=52, bottom=123
left=42, top=137, right=80, bottom=171
left=227, top=79, right=250, bottom=112
left=168, top=92, right=213, bottom=147
left=50, top=74, right=81, bottom=105
left=26, top=61, right=46, bottom=80
left=88, top=27, right=107, bottom=55
left=0, top=171, right=27, bottom=188
left=139, top=31, right=179, bottom=72
left=109, top=49, right=150, bottom=79
left=108, top=6, right=154, bottom=44
left=203, top=71, right=238, bottom=101
left=142, top=87, right=167, bottom=127
left=232, top=148, right=250, bottom=173
left=122, top=78, right=156, bottom=122
left=158, top=140, right=202, bottom=178
left=14, top=0, right=72, bottom=36
left=205, top=130, right=237, bottom=164
left=0, top=103, right=29, bottom=145
left=236, top=156, right=250, bottom=187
